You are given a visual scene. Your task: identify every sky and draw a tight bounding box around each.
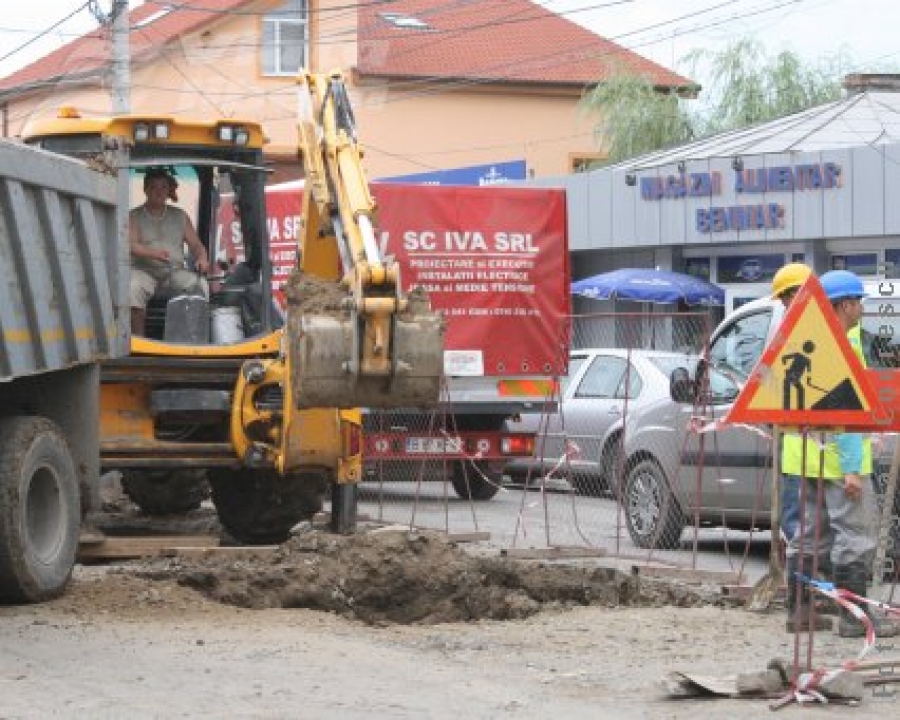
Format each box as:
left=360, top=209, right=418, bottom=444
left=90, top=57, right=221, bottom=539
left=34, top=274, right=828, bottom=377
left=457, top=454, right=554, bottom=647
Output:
left=1, top=0, right=899, bottom=81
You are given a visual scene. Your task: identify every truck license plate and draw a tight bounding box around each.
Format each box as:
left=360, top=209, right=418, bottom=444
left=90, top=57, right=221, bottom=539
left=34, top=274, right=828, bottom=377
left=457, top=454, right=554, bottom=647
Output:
left=405, top=437, right=462, bottom=454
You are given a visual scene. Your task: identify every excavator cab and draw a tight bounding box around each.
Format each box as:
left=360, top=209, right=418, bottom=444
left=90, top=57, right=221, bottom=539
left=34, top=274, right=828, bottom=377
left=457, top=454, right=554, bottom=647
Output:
left=22, top=110, right=279, bottom=347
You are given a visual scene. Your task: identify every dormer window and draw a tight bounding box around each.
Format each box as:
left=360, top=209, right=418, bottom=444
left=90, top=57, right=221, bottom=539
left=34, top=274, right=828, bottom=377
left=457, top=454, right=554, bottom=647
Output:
left=379, top=12, right=431, bottom=30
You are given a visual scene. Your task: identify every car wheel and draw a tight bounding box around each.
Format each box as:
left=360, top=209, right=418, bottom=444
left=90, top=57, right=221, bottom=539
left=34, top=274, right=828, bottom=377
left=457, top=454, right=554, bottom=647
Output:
left=623, top=458, right=684, bottom=550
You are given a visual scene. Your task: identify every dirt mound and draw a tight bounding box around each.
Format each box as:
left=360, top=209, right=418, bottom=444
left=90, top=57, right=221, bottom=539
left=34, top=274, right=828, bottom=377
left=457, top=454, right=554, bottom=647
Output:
left=136, top=527, right=718, bottom=625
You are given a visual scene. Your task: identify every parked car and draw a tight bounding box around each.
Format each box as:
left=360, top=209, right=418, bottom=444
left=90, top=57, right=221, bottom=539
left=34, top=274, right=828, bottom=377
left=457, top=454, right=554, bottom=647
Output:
left=621, top=285, right=900, bottom=549
left=504, top=348, right=698, bottom=496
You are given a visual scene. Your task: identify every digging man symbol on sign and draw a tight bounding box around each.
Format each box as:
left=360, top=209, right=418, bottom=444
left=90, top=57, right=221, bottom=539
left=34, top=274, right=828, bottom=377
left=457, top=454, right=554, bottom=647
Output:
left=782, top=340, right=815, bottom=410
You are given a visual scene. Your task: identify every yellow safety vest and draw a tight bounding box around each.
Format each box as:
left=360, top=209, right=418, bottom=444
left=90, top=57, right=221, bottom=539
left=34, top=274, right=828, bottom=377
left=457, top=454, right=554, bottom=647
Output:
left=781, top=324, right=872, bottom=479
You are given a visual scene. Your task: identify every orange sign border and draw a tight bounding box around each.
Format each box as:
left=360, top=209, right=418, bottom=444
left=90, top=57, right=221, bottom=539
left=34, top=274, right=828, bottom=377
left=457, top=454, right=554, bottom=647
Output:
left=726, top=275, right=884, bottom=427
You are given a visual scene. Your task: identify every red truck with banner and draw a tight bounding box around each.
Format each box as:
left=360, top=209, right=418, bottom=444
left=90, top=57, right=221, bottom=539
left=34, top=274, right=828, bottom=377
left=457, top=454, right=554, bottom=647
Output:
left=216, top=181, right=570, bottom=500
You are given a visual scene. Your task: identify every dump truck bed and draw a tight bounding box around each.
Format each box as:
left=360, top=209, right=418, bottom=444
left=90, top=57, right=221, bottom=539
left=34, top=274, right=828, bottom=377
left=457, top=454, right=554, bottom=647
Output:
left=0, top=139, right=126, bottom=380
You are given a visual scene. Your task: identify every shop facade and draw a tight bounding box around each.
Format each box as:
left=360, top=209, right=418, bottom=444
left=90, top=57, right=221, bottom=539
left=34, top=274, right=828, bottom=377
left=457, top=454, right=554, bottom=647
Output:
left=540, top=76, right=900, bottom=316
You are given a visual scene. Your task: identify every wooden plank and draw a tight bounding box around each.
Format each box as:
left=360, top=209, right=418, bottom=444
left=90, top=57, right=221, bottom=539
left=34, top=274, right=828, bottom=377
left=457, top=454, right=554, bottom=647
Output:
left=604, top=552, right=680, bottom=566
left=631, top=564, right=743, bottom=585
left=159, top=546, right=279, bottom=559
left=722, top=584, right=785, bottom=599
left=501, top=546, right=606, bottom=560
left=447, top=531, right=491, bottom=543
left=313, top=512, right=374, bottom=523
left=77, top=535, right=219, bottom=561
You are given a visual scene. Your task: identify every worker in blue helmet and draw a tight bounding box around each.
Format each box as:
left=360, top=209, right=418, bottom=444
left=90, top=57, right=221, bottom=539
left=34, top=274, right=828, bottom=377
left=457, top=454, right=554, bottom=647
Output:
left=785, top=269, right=898, bottom=638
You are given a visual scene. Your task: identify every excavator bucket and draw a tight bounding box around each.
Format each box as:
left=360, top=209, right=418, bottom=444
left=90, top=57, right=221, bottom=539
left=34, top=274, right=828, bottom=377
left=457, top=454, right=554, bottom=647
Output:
left=286, top=279, right=445, bottom=409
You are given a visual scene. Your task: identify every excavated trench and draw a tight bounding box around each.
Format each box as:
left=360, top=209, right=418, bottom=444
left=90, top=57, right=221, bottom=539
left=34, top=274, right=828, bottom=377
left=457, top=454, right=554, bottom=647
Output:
left=132, top=527, right=721, bottom=625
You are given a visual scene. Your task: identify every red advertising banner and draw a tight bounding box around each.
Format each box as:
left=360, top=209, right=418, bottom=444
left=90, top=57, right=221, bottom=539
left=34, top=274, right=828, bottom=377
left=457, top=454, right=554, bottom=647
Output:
left=215, top=182, right=570, bottom=377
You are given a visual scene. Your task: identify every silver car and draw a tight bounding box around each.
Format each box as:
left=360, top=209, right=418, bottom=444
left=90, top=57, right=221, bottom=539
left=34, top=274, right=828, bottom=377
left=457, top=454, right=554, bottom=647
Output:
left=621, top=288, right=900, bottom=549
left=504, top=348, right=697, bottom=496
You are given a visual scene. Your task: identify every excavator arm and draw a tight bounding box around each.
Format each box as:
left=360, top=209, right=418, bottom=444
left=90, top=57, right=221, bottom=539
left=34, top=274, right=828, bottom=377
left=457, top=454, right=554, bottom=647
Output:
left=286, top=70, right=444, bottom=409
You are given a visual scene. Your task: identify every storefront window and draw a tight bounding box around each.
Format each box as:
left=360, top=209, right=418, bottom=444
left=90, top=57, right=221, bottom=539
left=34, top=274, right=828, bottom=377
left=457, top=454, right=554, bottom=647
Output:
left=884, top=249, right=900, bottom=277
left=683, top=257, right=711, bottom=280
left=831, top=253, right=878, bottom=275
left=717, top=254, right=784, bottom=283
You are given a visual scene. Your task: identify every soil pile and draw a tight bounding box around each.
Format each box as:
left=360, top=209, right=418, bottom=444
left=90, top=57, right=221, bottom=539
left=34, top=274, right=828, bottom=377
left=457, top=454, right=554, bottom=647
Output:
left=135, top=526, right=719, bottom=625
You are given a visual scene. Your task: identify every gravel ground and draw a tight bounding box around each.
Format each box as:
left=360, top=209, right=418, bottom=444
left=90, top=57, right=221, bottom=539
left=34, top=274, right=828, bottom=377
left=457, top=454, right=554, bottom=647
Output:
left=2, top=525, right=899, bottom=719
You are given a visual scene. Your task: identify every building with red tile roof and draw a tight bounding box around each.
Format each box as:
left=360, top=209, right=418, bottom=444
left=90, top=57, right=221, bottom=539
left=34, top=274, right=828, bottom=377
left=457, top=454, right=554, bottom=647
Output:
left=0, top=0, right=691, bottom=179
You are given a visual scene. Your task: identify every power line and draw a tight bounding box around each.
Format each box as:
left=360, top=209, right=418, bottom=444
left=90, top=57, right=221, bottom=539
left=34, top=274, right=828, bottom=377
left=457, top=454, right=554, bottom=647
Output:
left=0, top=1, right=92, bottom=65
left=3, top=0, right=828, bottom=170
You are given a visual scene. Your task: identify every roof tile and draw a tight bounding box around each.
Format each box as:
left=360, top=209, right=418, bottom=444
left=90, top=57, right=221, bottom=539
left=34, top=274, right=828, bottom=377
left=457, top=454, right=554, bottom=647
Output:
left=0, top=0, right=690, bottom=94
left=0, top=0, right=255, bottom=92
left=357, top=0, right=691, bottom=88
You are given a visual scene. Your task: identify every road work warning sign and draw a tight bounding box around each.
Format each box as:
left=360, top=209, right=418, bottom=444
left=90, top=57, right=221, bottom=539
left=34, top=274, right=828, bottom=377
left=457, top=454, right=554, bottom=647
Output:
left=726, top=276, right=882, bottom=427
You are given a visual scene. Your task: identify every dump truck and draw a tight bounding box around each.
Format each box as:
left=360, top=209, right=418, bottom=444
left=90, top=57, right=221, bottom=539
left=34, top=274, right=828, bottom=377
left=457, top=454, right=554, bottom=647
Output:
left=0, top=138, right=127, bottom=602
left=216, top=181, right=571, bottom=500
left=22, top=70, right=444, bottom=543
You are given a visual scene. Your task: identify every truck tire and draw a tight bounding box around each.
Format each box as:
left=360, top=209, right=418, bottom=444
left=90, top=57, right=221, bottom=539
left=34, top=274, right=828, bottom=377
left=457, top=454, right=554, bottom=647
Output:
left=121, top=469, right=209, bottom=515
left=0, top=417, right=80, bottom=604
left=451, top=461, right=501, bottom=501
left=622, top=458, right=684, bottom=550
left=209, top=469, right=326, bottom=545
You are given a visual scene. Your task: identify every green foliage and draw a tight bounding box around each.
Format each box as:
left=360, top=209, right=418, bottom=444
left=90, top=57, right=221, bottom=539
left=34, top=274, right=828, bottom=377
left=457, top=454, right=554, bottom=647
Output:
left=580, top=38, right=848, bottom=164
left=685, top=38, right=845, bottom=135
left=580, top=70, right=695, bottom=165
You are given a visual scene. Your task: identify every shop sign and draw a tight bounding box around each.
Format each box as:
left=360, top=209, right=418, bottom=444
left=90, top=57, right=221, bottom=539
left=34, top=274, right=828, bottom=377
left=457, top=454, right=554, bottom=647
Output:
left=637, top=162, right=843, bottom=233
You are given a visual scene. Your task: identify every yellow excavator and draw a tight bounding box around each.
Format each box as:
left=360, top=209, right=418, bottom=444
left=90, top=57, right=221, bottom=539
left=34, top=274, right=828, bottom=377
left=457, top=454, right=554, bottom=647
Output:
left=22, top=70, right=444, bottom=542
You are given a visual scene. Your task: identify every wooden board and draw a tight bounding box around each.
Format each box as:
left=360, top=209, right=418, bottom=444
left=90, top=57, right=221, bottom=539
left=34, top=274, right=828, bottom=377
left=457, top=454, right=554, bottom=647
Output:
left=77, top=535, right=220, bottom=561
left=501, top=546, right=606, bottom=560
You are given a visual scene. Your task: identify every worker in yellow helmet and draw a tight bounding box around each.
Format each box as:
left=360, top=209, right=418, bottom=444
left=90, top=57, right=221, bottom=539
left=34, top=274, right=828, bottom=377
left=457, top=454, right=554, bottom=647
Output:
left=770, top=263, right=835, bottom=632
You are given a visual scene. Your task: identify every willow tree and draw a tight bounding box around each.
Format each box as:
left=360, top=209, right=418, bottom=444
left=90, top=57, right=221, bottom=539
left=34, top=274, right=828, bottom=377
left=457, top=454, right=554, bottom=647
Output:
left=581, top=39, right=847, bottom=165
left=687, top=38, right=845, bottom=135
left=580, top=69, right=696, bottom=165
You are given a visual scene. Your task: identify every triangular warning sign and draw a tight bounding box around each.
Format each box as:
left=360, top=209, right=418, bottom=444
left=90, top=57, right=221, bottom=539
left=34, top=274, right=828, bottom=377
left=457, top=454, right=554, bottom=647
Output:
left=726, top=275, right=883, bottom=427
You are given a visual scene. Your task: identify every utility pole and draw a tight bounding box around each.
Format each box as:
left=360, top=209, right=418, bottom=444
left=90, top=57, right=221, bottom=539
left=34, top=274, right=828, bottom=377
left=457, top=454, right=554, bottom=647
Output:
left=105, top=0, right=131, bottom=349
left=110, top=0, right=130, bottom=113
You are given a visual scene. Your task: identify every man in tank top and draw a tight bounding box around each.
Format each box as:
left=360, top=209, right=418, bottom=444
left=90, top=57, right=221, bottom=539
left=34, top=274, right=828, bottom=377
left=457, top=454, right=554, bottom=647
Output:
left=129, top=168, right=210, bottom=335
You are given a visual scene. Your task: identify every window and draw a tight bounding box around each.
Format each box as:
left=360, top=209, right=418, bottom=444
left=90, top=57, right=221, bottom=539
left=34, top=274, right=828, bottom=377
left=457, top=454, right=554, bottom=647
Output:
left=683, top=257, right=710, bottom=280
left=831, top=252, right=878, bottom=276
left=569, top=153, right=605, bottom=173
left=708, top=309, right=774, bottom=379
left=716, top=254, right=784, bottom=283
left=262, top=1, right=307, bottom=77
left=574, top=356, right=642, bottom=400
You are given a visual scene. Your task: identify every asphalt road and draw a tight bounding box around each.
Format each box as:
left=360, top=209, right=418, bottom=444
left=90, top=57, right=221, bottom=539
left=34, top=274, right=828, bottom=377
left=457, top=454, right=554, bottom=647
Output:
left=356, top=480, right=771, bottom=585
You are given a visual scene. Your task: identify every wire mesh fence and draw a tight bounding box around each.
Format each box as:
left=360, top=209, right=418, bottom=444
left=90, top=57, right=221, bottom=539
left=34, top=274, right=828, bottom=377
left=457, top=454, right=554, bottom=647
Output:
left=355, top=310, right=900, bottom=594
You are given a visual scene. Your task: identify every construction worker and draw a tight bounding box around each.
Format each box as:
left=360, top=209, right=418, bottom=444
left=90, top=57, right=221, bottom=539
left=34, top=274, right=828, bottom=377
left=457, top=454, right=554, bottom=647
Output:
left=771, top=264, right=813, bottom=543
left=788, top=269, right=898, bottom=638
left=771, top=263, right=834, bottom=632
left=129, top=168, right=210, bottom=335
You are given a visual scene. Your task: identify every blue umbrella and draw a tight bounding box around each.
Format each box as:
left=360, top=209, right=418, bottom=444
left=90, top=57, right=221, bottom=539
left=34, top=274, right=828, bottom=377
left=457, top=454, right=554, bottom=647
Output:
left=571, top=268, right=725, bottom=306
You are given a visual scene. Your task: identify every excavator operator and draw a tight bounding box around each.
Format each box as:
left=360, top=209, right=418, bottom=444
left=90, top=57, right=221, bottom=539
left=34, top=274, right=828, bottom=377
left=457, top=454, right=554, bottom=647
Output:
left=129, top=168, right=211, bottom=335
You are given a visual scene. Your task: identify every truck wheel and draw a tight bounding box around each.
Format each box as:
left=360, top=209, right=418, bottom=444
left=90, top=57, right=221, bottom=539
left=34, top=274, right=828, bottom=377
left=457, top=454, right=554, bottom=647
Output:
left=0, top=417, right=80, bottom=604
left=622, top=458, right=684, bottom=550
left=208, top=469, right=326, bottom=545
left=451, top=461, right=501, bottom=501
left=121, top=469, right=209, bottom=515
